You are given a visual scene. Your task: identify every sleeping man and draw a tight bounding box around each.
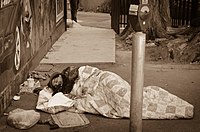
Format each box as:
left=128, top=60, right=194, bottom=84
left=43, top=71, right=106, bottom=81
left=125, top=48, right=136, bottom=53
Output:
left=36, top=65, right=194, bottom=119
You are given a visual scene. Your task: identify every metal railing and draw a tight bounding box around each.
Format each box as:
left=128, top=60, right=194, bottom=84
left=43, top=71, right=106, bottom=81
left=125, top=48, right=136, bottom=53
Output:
left=111, top=0, right=129, bottom=34
left=170, top=0, right=192, bottom=27
left=111, top=0, right=195, bottom=34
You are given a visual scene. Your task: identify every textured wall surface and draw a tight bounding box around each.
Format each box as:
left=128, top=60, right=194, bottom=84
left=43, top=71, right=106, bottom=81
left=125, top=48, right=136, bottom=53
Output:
left=0, top=0, right=65, bottom=115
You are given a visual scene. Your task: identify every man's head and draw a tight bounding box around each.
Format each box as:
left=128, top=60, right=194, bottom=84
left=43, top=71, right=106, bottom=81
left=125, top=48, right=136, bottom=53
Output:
left=62, top=66, right=79, bottom=82
left=48, top=72, right=63, bottom=95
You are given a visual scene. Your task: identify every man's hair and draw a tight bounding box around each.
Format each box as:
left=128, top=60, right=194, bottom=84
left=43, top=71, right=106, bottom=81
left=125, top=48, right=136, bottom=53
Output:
left=61, top=66, right=79, bottom=94
left=47, top=72, right=62, bottom=89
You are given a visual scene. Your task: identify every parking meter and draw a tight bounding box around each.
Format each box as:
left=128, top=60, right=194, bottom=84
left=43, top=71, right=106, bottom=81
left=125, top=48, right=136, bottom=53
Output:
left=129, top=4, right=141, bottom=32
left=129, top=0, right=151, bottom=32
left=138, top=0, right=151, bottom=32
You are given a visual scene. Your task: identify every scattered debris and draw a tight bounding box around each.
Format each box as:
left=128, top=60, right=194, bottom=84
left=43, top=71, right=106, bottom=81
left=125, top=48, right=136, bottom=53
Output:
left=13, top=95, right=20, bottom=101
left=17, top=71, right=49, bottom=95
left=118, top=26, right=200, bottom=64
left=38, top=117, right=59, bottom=130
left=146, top=42, right=157, bottom=47
left=29, top=71, right=47, bottom=80
left=19, top=79, right=41, bottom=94
left=27, top=77, right=35, bottom=88
left=3, top=113, right=8, bottom=116
left=33, top=87, right=43, bottom=95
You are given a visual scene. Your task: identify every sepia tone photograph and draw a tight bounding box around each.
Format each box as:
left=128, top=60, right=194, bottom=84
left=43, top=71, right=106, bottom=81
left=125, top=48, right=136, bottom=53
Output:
left=0, top=0, right=200, bottom=131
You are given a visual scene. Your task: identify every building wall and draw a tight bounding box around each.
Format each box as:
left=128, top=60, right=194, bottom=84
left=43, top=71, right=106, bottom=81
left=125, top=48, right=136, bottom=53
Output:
left=0, top=0, right=65, bottom=115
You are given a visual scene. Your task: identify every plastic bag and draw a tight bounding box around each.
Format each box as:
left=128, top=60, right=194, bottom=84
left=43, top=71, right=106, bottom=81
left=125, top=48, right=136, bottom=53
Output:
left=7, top=108, right=40, bottom=129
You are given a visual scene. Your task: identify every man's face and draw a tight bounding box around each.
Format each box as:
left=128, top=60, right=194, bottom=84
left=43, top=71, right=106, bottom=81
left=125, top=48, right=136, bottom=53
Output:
left=52, top=75, right=63, bottom=88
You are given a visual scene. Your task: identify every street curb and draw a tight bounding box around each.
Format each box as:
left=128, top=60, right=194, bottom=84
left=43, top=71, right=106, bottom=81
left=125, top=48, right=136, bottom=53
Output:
left=116, top=51, right=200, bottom=70
left=145, top=63, right=200, bottom=70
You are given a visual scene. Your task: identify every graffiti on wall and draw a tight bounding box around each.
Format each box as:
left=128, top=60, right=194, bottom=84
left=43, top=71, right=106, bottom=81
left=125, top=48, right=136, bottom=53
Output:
left=21, top=0, right=32, bottom=50
left=0, top=0, right=12, bottom=8
left=0, top=0, right=66, bottom=115
left=0, top=0, right=21, bottom=74
left=0, top=0, right=33, bottom=75
left=14, top=0, right=33, bottom=71
left=0, top=0, right=22, bottom=91
left=0, top=0, right=64, bottom=91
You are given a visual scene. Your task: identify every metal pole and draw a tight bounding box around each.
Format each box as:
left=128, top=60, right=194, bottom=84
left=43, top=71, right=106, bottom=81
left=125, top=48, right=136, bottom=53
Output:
left=130, top=32, right=146, bottom=132
left=64, top=0, right=67, bottom=31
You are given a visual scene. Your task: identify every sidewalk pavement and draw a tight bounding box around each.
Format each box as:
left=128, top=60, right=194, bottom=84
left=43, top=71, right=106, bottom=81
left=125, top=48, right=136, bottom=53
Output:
left=0, top=12, right=200, bottom=132
left=40, top=21, right=115, bottom=63
left=75, top=11, right=111, bottom=29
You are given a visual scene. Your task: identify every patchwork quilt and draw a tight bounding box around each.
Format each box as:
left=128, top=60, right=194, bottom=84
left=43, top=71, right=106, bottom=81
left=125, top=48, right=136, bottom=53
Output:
left=36, top=66, right=194, bottom=119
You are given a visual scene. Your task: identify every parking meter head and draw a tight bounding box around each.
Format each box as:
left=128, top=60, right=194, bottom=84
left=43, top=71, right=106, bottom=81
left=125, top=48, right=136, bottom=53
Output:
left=138, top=4, right=151, bottom=32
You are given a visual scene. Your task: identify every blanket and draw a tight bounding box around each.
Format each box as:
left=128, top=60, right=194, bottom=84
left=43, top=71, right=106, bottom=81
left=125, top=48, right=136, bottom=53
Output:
left=36, top=66, right=194, bottom=119
left=36, top=87, right=74, bottom=114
